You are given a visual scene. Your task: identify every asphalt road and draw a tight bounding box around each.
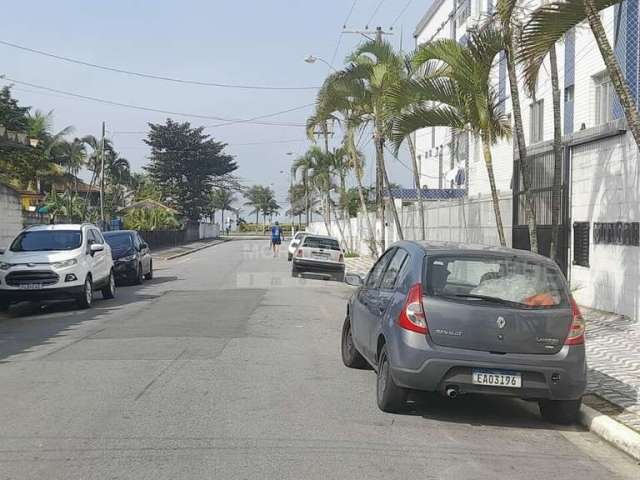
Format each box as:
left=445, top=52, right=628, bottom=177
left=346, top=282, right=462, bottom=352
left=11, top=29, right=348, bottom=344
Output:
left=0, top=240, right=637, bottom=479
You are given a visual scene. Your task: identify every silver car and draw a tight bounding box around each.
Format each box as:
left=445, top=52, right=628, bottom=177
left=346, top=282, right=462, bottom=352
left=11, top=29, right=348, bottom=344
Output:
left=341, top=241, right=587, bottom=424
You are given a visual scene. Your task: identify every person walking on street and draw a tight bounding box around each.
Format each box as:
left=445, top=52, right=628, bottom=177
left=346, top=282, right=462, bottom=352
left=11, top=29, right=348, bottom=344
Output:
left=271, top=221, right=284, bottom=258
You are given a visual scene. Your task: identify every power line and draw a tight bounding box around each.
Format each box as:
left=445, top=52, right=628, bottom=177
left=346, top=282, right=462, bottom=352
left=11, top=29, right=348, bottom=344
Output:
left=0, top=76, right=309, bottom=127
left=0, top=39, right=319, bottom=91
left=329, top=0, right=359, bottom=68
left=391, top=0, right=414, bottom=28
left=366, top=0, right=386, bottom=28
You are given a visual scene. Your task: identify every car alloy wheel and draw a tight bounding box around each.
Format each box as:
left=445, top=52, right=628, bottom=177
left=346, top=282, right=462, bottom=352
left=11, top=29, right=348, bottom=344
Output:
left=78, top=277, right=93, bottom=309
left=376, top=346, right=408, bottom=413
left=341, top=315, right=368, bottom=369
left=102, top=272, right=116, bottom=299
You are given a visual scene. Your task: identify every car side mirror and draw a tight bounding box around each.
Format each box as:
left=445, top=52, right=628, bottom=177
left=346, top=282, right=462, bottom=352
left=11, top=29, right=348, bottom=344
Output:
left=90, top=243, right=105, bottom=255
left=345, top=273, right=363, bottom=287
left=140, top=242, right=148, bottom=250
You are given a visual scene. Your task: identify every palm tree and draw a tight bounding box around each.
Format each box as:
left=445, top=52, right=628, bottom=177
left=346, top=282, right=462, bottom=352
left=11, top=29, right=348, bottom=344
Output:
left=341, top=40, right=406, bottom=245
left=26, top=110, right=73, bottom=192
left=392, top=27, right=512, bottom=246
left=243, top=185, right=265, bottom=226
left=519, top=0, right=640, bottom=148
left=494, top=0, right=539, bottom=253
left=210, top=188, right=237, bottom=229
left=291, top=151, right=315, bottom=226
left=308, top=71, right=379, bottom=256
left=58, top=138, right=86, bottom=194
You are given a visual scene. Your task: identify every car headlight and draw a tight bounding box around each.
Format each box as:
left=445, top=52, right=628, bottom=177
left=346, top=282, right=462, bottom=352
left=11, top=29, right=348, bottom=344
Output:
left=51, top=258, right=78, bottom=269
left=119, top=254, right=137, bottom=262
left=0, top=261, right=13, bottom=270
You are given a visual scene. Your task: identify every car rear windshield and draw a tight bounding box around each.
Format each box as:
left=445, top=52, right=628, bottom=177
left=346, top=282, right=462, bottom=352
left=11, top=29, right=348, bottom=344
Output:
left=10, top=230, right=82, bottom=252
left=302, top=237, right=340, bottom=251
left=104, top=233, right=133, bottom=250
left=424, top=254, right=568, bottom=309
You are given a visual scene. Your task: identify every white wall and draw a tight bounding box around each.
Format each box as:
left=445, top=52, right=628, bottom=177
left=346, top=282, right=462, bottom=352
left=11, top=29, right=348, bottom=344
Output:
left=570, top=131, right=640, bottom=319
left=0, top=184, right=22, bottom=249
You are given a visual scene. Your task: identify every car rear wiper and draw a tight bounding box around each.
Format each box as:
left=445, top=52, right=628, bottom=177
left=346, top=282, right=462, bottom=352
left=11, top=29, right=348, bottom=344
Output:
left=448, top=293, right=513, bottom=305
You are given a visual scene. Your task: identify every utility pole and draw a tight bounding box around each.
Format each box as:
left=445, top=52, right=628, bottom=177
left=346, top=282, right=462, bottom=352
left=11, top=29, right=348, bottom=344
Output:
left=99, top=121, right=105, bottom=228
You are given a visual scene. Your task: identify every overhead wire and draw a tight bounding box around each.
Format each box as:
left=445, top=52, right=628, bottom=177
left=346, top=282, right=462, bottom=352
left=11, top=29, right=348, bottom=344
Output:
left=391, top=0, right=414, bottom=28
left=0, top=76, right=310, bottom=127
left=366, top=0, right=386, bottom=28
left=0, top=39, right=319, bottom=91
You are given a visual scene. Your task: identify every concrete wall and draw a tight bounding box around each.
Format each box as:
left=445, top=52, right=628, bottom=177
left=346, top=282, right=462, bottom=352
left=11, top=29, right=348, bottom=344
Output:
left=308, top=193, right=513, bottom=258
left=0, top=184, right=22, bottom=249
left=570, top=131, right=640, bottom=319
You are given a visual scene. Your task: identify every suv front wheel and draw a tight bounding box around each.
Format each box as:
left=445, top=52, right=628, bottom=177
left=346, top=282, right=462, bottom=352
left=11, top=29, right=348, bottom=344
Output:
left=77, top=276, right=93, bottom=309
left=101, top=271, right=116, bottom=299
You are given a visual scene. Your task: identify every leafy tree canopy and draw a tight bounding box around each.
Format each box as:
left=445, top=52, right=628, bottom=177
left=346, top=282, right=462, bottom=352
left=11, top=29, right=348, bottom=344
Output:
left=144, top=119, right=237, bottom=221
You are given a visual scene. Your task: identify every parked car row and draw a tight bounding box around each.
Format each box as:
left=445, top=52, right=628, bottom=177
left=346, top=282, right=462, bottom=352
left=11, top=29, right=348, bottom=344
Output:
left=0, top=224, right=154, bottom=312
left=340, top=240, right=587, bottom=425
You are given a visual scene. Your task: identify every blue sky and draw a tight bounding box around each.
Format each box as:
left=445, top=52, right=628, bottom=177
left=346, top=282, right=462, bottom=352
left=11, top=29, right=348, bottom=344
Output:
left=1, top=1, right=431, bottom=215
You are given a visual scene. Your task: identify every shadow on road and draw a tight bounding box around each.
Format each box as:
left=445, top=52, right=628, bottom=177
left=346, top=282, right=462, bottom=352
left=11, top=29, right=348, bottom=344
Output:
left=403, top=391, right=580, bottom=432
left=0, top=275, right=179, bottom=362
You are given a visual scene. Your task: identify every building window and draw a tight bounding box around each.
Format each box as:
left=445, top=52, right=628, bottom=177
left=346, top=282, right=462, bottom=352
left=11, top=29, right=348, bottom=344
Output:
left=455, top=0, right=470, bottom=28
left=564, top=85, right=574, bottom=103
left=594, top=72, right=612, bottom=125
left=573, top=222, right=590, bottom=268
left=529, top=99, right=544, bottom=143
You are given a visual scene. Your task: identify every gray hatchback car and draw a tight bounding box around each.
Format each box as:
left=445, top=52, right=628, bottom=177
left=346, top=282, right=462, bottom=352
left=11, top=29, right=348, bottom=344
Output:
left=342, top=241, right=587, bottom=424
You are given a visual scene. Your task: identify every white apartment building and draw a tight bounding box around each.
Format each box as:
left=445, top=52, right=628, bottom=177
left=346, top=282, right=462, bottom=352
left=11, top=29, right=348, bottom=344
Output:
left=413, top=0, right=640, bottom=320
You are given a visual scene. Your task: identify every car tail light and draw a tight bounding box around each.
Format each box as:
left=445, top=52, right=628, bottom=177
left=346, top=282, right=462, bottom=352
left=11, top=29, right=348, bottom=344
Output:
left=296, top=249, right=303, bottom=257
left=565, top=297, right=585, bottom=345
left=397, top=283, right=428, bottom=334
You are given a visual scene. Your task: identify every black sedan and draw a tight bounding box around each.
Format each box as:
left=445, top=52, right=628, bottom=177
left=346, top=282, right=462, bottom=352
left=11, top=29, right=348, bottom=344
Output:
left=103, top=230, right=153, bottom=285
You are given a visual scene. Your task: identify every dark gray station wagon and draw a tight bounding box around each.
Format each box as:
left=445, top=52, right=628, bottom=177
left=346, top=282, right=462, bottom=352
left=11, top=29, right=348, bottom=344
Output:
left=341, top=241, right=587, bottom=424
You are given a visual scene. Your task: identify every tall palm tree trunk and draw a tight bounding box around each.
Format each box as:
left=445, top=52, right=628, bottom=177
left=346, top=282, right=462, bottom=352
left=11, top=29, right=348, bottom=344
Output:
left=407, top=135, right=426, bottom=240
left=549, top=44, right=563, bottom=262
left=381, top=157, right=404, bottom=242
left=584, top=0, right=640, bottom=146
left=331, top=200, right=349, bottom=251
left=355, top=170, right=379, bottom=257
left=340, top=174, right=355, bottom=251
left=374, top=132, right=386, bottom=251
left=481, top=136, right=507, bottom=247
left=504, top=26, right=538, bottom=253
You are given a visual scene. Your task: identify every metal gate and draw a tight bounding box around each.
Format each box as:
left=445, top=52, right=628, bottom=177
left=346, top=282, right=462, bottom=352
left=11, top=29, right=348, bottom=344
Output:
left=512, top=147, right=570, bottom=275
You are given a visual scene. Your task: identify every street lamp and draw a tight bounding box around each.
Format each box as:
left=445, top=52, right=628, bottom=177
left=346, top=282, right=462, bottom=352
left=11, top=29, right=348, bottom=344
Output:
left=304, top=55, right=337, bottom=72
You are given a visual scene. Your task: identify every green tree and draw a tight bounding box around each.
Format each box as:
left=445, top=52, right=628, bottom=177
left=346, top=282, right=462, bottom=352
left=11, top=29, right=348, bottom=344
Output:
left=144, top=119, right=237, bottom=221
left=391, top=27, right=512, bottom=246
left=209, top=188, right=237, bottom=228
left=520, top=0, right=640, bottom=148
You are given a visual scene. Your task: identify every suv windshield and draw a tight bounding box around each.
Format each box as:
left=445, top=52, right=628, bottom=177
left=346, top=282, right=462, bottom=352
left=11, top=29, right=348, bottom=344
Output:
left=10, top=230, right=82, bottom=252
left=104, top=233, right=133, bottom=251
left=425, top=254, right=568, bottom=308
left=303, top=237, right=340, bottom=251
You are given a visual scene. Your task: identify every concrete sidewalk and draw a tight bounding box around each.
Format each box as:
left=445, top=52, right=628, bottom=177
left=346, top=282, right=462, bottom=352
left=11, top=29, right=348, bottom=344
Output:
left=152, top=238, right=226, bottom=260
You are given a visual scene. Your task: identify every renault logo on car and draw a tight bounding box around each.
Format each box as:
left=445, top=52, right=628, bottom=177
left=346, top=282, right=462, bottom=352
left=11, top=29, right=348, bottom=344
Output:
left=496, top=316, right=506, bottom=329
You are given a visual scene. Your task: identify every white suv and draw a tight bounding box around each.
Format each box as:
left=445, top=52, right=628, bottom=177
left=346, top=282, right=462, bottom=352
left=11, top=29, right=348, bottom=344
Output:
left=0, top=224, right=116, bottom=311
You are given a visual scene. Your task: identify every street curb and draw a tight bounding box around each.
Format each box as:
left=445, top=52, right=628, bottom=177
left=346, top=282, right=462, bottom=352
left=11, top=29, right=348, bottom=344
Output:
left=579, top=404, right=640, bottom=461
left=164, top=239, right=227, bottom=260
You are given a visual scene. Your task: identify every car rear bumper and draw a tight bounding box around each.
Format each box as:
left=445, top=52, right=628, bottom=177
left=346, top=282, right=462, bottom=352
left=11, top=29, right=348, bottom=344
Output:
left=0, top=285, right=85, bottom=303
left=292, top=259, right=345, bottom=273
left=387, top=329, right=587, bottom=400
